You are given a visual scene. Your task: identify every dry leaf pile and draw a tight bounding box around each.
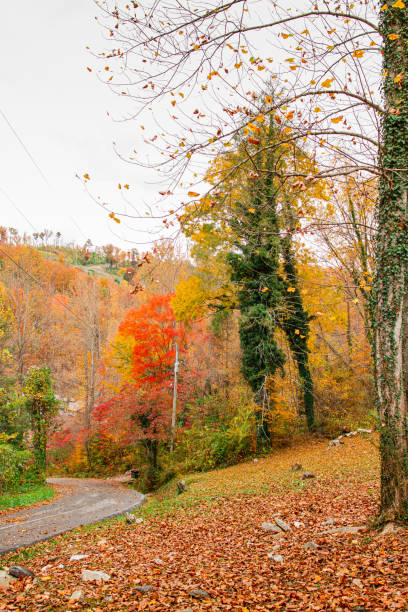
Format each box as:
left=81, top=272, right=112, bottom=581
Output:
left=1, top=438, right=407, bottom=611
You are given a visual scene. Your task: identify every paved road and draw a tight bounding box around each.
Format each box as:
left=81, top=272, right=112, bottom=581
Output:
left=0, top=478, right=146, bottom=554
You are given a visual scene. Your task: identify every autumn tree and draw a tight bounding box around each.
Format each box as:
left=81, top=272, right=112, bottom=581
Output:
left=94, top=0, right=408, bottom=522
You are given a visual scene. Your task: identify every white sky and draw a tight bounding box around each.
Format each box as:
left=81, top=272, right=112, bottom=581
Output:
left=1, top=1, right=159, bottom=250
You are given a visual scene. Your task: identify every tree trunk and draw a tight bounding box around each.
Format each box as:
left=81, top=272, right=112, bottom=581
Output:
left=281, top=235, right=315, bottom=431
left=374, top=6, right=408, bottom=521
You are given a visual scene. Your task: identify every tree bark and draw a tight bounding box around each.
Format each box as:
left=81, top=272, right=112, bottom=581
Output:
left=374, top=6, right=408, bottom=522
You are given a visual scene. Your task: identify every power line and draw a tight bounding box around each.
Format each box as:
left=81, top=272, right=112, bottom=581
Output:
left=0, top=186, right=38, bottom=233
left=0, top=107, right=50, bottom=187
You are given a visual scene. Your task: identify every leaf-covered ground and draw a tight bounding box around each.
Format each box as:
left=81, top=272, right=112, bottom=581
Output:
left=1, top=436, right=408, bottom=611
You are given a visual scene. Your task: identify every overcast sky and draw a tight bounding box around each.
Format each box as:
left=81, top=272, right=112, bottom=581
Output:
left=1, top=1, right=159, bottom=249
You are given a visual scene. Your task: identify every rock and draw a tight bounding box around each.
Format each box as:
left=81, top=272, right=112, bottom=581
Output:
left=328, top=439, right=341, bottom=448
left=274, top=517, right=291, bottom=532
left=41, top=564, right=53, bottom=572
left=262, top=522, right=283, bottom=533
left=357, top=428, right=372, bottom=434
left=8, top=566, right=35, bottom=579
left=321, top=525, right=365, bottom=536
left=352, top=578, right=364, bottom=589
left=189, top=588, right=211, bottom=599
left=293, top=521, right=303, bottom=528
left=302, top=471, right=315, bottom=479
left=135, top=517, right=144, bottom=524
left=291, top=463, right=302, bottom=472
left=154, top=558, right=164, bottom=565
left=0, top=570, right=16, bottom=589
left=81, top=569, right=111, bottom=583
left=377, top=522, right=402, bottom=537
left=267, top=553, right=284, bottom=563
left=69, top=554, right=89, bottom=561
left=345, top=431, right=358, bottom=437
left=69, top=590, right=83, bottom=602
left=125, top=512, right=136, bottom=524
left=177, top=480, right=187, bottom=494
left=302, top=541, right=318, bottom=550
left=322, top=518, right=336, bottom=526
left=133, top=585, right=155, bottom=593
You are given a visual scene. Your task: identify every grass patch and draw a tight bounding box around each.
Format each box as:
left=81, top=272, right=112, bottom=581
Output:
left=0, top=484, right=55, bottom=510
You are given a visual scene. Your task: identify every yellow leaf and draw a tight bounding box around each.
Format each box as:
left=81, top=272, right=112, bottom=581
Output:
left=301, top=29, right=309, bottom=35
left=83, top=173, right=90, bottom=181
left=188, top=191, right=200, bottom=197
left=295, top=329, right=300, bottom=335
left=389, top=33, right=400, bottom=40
left=353, top=49, right=365, bottom=58
left=255, top=114, right=265, bottom=122
left=380, top=2, right=388, bottom=8
left=257, top=65, right=265, bottom=70
left=394, top=72, right=403, bottom=83
left=284, top=127, right=292, bottom=134
left=235, top=62, right=243, bottom=68
left=353, top=298, right=359, bottom=304
left=392, top=0, right=405, bottom=7
left=194, top=44, right=200, bottom=50
left=281, top=33, right=293, bottom=39
left=331, top=116, right=343, bottom=123
left=261, top=287, right=269, bottom=293
left=321, top=78, right=334, bottom=88
left=314, top=107, right=321, bottom=112
left=108, top=212, right=121, bottom=224
left=287, top=287, right=295, bottom=293
left=171, top=100, right=176, bottom=106
left=248, top=208, right=256, bottom=213
left=248, top=122, right=261, bottom=133
left=265, top=95, right=272, bottom=103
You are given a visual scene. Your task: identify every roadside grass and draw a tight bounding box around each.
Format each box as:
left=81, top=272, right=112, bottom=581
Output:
left=0, top=484, right=55, bottom=511
left=137, top=435, right=379, bottom=519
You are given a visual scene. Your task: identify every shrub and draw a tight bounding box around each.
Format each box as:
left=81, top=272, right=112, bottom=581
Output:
left=174, top=404, right=257, bottom=472
left=0, top=443, right=39, bottom=493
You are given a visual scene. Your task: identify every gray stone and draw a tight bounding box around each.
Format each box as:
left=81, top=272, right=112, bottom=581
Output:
left=321, top=525, right=365, bottom=536
left=302, top=541, right=318, bottom=550
left=69, top=554, right=89, bottom=561
left=177, top=480, right=187, bottom=494
left=69, top=590, right=83, bottom=602
left=293, top=521, right=303, bottom=528
left=8, top=566, right=35, bottom=579
left=302, top=472, right=315, bottom=479
left=189, top=588, right=211, bottom=599
left=268, top=553, right=284, bottom=563
left=81, top=569, right=111, bottom=583
left=125, top=512, right=136, bottom=524
left=274, top=517, right=291, bottom=532
left=262, top=522, right=282, bottom=533
left=0, top=570, right=16, bottom=589
left=133, top=584, right=155, bottom=593
left=328, top=439, right=341, bottom=448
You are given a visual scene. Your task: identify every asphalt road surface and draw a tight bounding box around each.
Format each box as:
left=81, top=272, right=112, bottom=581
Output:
left=0, top=478, right=146, bottom=554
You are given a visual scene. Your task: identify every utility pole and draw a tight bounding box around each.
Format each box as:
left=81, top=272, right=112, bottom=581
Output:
left=170, top=342, right=179, bottom=453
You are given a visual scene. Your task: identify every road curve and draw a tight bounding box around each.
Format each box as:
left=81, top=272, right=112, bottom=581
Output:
left=0, top=478, right=146, bottom=554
